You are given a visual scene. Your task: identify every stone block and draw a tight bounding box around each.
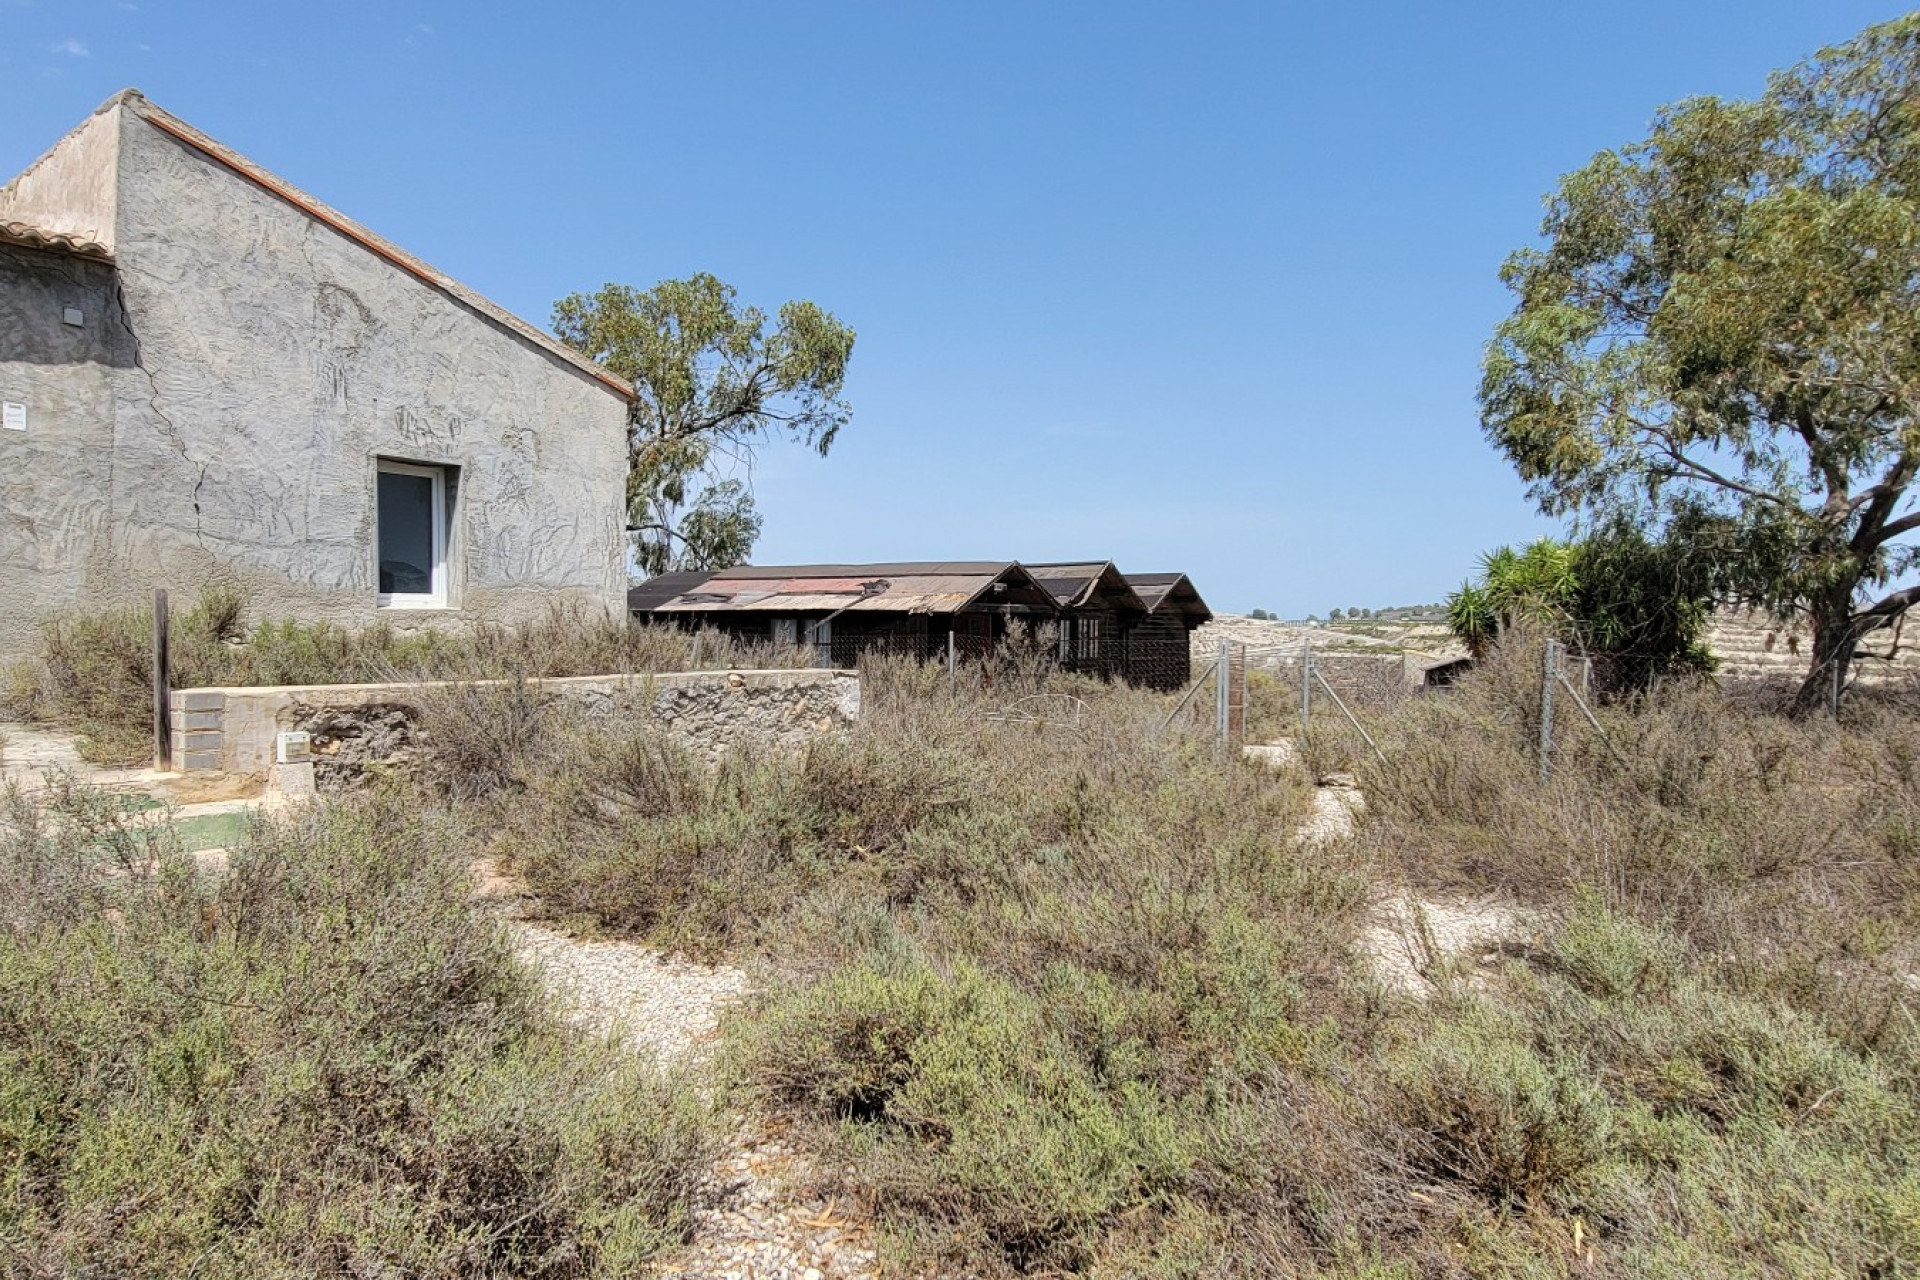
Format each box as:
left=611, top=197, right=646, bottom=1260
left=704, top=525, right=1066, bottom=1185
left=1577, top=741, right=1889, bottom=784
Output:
left=178, top=690, right=226, bottom=712
left=267, top=760, right=316, bottom=802
left=180, top=708, right=224, bottom=731
left=178, top=731, right=222, bottom=752
left=181, top=750, right=220, bottom=772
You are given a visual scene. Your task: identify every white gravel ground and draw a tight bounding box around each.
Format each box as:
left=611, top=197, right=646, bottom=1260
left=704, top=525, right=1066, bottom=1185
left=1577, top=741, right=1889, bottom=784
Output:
left=1244, top=739, right=1538, bottom=993
left=500, top=904, right=876, bottom=1277
left=508, top=922, right=747, bottom=1064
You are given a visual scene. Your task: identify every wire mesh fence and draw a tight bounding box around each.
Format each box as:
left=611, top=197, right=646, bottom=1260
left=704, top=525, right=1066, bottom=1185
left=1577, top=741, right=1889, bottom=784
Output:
left=1160, top=634, right=1623, bottom=788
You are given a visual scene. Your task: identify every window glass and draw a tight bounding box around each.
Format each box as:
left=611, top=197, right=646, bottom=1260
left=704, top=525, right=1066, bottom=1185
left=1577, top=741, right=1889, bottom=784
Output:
left=378, top=470, right=437, bottom=596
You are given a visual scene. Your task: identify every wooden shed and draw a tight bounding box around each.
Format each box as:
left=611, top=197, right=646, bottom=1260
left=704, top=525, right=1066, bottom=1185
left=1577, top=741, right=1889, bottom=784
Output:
left=629, top=559, right=1213, bottom=688
left=1122, top=573, right=1215, bottom=691
left=1025, top=561, right=1149, bottom=680
left=627, top=562, right=1059, bottom=667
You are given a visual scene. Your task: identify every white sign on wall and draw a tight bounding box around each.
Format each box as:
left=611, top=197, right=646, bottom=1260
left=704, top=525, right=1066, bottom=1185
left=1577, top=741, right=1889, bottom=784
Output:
left=1, top=403, right=23, bottom=432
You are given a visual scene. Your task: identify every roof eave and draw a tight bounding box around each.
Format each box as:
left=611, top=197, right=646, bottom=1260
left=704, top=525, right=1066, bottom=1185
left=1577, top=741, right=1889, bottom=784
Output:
left=123, top=92, right=634, bottom=403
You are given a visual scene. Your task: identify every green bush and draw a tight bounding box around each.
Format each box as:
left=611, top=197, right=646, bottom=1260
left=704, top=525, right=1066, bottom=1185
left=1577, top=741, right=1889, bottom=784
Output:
left=740, top=953, right=1197, bottom=1271
left=1385, top=1006, right=1613, bottom=1206
left=0, top=782, right=715, bottom=1276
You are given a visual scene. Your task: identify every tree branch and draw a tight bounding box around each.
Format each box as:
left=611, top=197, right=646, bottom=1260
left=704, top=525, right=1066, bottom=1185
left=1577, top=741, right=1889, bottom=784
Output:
left=1855, top=582, right=1920, bottom=629
left=1849, top=448, right=1919, bottom=557
left=1640, top=430, right=1793, bottom=508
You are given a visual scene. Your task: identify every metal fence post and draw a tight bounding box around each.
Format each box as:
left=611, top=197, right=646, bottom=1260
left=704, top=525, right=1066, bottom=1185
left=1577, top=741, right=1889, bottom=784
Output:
left=947, top=628, right=957, bottom=691
left=1239, top=646, right=1248, bottom=745
left=1216, top=640, right=1230, bottom=746
left=1300, top=638, right=1313, bottom=742
left=152, top=588, right=171, bottom=772
left=1539, top=637, right=1557, bottom=783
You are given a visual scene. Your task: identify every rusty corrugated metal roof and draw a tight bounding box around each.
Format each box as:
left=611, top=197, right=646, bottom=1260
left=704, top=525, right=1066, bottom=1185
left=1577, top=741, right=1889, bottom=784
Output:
left=0, top=220, right=112, bottom=262
left=632, top=561, right=1061, bottom=616
left=690, top=562, right=1015, bottom=579
left=1125, top=573, right=1213, bottom=622
left=1026, top=561, right=1148, bottom=613
left=627, top=570, right=716, bottom=613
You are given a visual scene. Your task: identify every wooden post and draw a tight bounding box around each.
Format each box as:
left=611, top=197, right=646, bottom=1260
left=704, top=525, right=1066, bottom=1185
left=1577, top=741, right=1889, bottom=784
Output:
left=152, top=588, right=171, bottom=772
left=947, top=627, right=957, bottom=689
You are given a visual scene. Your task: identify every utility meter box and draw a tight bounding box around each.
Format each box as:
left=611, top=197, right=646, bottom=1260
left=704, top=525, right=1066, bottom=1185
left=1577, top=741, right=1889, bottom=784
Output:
left=275, top=731, right=312, bottom=765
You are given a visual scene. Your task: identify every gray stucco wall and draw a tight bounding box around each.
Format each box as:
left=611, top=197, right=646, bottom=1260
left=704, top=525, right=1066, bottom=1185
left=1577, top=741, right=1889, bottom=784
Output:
left=0, top=244, right=131, bottom=662
left=0, top=101, right=629, bottom=669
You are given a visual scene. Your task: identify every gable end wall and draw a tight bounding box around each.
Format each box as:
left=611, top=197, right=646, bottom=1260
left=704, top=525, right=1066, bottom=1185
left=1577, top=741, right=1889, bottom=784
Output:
left=42, top=110, right=632, bottom=643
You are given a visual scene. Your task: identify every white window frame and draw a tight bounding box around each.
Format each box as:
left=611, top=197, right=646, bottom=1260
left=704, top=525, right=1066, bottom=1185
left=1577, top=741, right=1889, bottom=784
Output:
left=375, top=460, right=448, bottom=610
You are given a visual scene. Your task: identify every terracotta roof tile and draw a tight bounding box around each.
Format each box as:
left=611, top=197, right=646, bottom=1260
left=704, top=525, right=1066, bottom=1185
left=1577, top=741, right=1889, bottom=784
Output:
left=0, top=220, right=113, bottom=262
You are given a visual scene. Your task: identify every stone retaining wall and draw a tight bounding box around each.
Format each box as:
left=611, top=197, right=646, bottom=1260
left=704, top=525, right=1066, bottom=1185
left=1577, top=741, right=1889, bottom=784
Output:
left=167, top=668, right=860, bottom=783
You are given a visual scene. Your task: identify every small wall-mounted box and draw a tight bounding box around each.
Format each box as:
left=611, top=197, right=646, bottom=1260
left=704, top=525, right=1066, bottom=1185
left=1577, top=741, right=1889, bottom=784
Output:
left=275, top=731, right=312, bottom=764
left=62, top=307, right=83, bottom=327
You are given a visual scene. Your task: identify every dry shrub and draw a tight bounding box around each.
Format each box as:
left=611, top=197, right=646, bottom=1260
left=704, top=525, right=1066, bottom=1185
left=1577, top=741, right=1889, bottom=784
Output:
left=496, top=663, right=1411, bottom=1271
left=12, top=592, right=813, bottom=766
left=446, top=636, right=1920, bottom=1274
left=413, top=676, right=562, bottom=801
left=0, top=783, right=716, bottom=1275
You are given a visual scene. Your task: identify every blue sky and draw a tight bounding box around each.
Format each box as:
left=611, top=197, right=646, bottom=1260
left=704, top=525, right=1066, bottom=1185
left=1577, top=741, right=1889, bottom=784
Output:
left=2, top=2, right=1905, bottom=615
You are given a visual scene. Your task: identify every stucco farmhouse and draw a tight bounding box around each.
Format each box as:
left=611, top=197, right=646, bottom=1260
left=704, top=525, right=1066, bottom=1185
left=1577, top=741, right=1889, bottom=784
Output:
left=0, top=90, right=632, bottom=668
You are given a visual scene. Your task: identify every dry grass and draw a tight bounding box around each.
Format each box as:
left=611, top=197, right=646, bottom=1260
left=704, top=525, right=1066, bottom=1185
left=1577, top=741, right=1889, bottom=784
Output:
left=3, top=588, right=812, bottom=765
left=13, top=602, right=1919, bottom=1274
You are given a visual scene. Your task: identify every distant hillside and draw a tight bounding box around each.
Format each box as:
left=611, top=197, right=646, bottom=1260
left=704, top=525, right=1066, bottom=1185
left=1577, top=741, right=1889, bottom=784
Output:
left=1707, top=606, right=1920, bottom=686
left=1200, top=607, right=1920, bottom=688
left=1191, top=615, right=1463, bottom=661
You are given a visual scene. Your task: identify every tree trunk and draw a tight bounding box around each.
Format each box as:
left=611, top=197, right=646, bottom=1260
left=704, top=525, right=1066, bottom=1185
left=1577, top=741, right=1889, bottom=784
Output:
left=1791, top=591, right=1861, bottom=718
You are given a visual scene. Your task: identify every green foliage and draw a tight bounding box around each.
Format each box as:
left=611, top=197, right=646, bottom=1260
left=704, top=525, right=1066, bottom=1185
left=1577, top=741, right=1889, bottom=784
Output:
left=1481, top=15, right=1920, bottom=706
left=742, top=954, right=1198, bottom=1270
left=552, top=273, right=855, bottom=575
left=1445, top=525, right=1714, bottom=691
left=0, top=785, right=715, bottom=1275
left=1386, top=1006, right=1612, bottom=1206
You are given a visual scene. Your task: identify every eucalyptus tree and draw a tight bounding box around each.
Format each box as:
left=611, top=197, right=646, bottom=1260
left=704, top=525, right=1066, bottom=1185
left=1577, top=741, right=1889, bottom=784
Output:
left=1480, top=16, right=1920, bottom=712
left=553, top=273, right=855, bottom=576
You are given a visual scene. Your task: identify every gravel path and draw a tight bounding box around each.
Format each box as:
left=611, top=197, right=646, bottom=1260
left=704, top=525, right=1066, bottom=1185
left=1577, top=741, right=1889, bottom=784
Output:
left=1358, top=895, right=1541, bottom=997
left=486, top=865, right=877, bottom=1278
left=508, top=922, right=747, bottom=1064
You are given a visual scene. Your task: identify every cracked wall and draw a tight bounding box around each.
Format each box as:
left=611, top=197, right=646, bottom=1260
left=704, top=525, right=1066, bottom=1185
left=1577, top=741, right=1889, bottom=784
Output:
left=0, top=103, right=630, bottom=668
left=0, top=245, right=130, bottom=662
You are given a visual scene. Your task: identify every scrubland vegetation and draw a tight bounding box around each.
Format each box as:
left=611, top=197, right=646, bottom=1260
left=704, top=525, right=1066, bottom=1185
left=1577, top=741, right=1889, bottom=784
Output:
left=0, top=778, right=714, bottom=1276
left=414, top=638, right=1917, bottom=1275
left=1, top=588, right=808, bottom=765
left=6, top=604, right=1920, bottom=1275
